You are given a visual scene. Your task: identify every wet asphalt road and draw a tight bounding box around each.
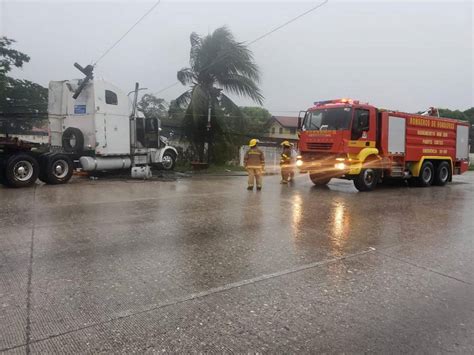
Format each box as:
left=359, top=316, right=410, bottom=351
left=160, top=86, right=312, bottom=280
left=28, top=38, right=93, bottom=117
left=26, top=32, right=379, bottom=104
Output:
left=0, top=172, right=473, bottom=353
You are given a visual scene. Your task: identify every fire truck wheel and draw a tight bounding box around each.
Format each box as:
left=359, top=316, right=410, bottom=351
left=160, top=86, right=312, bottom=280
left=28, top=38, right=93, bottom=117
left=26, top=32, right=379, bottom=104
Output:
left=62, top=127, right=84, bottom=153
left=309, top=173, right=331, bottom=186
left=416, top=161, right=435, bottom=187
left=44, top=154, right=74, bottom=184
left=353, top=168, right=380, bottom=192
left=434, top=161, right=450, bottom=186
left=5, top=154, right=39, bottom=188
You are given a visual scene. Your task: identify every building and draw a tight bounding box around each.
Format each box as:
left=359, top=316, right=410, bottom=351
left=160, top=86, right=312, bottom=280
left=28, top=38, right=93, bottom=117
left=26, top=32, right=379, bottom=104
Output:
left=266, top=116, right=298, bottom=142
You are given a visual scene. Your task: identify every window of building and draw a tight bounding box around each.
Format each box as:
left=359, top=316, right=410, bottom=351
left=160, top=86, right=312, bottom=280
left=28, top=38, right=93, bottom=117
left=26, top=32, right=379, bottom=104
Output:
left=105, top=90, right=118, bottom=105
left=279, top=127, right=283, bottom=134
left=290, top=128, right=296, bottom=134
left=271, top=127, right=275, bottom=134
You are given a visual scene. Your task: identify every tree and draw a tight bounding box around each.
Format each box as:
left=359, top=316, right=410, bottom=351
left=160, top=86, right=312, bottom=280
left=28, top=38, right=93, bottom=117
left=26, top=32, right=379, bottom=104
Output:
left=240, top=106, right=272, bottom=137
left=175, top=26, right=263, bottom=162
left=137, top=94, right=168, bottom=119
left=0, top=37, right=47, bottom=133
left=438, top=108, right=468, bottom=122
left=0, top=37, right=30, bottom=76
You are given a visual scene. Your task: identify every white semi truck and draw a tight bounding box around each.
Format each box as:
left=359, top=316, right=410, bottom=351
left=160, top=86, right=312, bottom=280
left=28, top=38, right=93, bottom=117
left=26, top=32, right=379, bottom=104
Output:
left=0, top=63, right=178, bottom=188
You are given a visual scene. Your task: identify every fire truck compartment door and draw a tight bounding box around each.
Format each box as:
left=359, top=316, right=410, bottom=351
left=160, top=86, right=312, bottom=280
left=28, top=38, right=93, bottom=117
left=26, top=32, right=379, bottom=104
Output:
left=388, top=116, right=406, bottom=154
left=456, top=125, right=469, bottom=160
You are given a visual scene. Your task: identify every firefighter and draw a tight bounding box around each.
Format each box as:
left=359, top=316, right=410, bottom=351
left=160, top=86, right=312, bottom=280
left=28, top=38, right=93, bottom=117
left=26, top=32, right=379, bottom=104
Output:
left=244, top=139, right=265, bottom=190
left=280, top=140, right=293, bottom=184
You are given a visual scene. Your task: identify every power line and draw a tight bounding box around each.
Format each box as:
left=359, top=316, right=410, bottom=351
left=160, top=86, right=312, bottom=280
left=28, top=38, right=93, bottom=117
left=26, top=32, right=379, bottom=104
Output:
left=247, top=0, right=329, bottom=46
left=92, top=0, right=162, bottom=67
left=153, top=0, right=329, bottom=96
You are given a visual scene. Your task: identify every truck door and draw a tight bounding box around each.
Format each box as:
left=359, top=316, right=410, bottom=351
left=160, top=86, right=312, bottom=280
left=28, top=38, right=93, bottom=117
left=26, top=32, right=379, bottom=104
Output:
left=351, top=107, right=376, bottom=147
left=144, top=118, right=159, bottom=148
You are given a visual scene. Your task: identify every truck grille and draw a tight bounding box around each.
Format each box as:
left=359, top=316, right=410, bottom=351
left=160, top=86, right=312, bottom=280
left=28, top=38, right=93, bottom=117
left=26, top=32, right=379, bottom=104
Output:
left=307, top=142, right=333, bottom=150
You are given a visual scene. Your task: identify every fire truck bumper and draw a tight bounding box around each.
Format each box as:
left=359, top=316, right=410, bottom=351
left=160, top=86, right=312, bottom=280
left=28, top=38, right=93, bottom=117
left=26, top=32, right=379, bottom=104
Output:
left=296, top=157, right=350, bottom=176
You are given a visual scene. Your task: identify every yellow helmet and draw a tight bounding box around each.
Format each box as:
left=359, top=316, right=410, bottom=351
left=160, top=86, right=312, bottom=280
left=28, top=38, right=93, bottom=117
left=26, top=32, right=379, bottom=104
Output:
left=281, top=140, right=291, bottom=147
left=249, top=139, right=258, bottom=147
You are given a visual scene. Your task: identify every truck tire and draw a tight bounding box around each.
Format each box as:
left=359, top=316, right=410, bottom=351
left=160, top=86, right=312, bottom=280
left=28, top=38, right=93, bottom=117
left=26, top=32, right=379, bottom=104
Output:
left=62, top=127, right=84, bottom=153
left=38, top=153, right=52, bottom=183
left=353, top=168, right=380, bottom=192
left=0, top=159, right=7, bottom=186
left=160, top=151, right=176, bottom=171
left=415, top=161, right=434, bottom=187
left=5, top=154, right=39, bottom=188
left=309, top=173, right=331, bottom=186
left=434, top=161, right=450, bottom=186
left=44, top=154, right=74, bottom=184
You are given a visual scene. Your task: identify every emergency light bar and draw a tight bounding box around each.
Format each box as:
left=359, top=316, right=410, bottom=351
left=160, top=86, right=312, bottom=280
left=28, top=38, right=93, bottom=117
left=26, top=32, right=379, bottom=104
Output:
left=313, top=98, right=360, bottom=106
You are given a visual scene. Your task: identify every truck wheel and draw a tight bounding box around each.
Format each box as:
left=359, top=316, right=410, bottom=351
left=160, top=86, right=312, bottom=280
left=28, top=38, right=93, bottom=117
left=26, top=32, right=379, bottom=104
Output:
left=62, top=127, right=84, bottom=153
left=44, top=154, right=74, bottom=184
left=160, top=151, right=176, bottom=171
left=309, top=173, right=331, bottom=186
left=433, top=161, right=450, bottom=186
left=5, top=154, right=39, bottom=188
left=353, top=168, right=380, bottom=192
left=415, top=161, right=434, bottom=187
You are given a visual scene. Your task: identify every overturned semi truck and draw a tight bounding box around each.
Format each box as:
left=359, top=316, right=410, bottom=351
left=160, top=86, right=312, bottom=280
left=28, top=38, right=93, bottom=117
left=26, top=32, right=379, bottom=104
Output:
left=0, top=63, right=178, bottom=188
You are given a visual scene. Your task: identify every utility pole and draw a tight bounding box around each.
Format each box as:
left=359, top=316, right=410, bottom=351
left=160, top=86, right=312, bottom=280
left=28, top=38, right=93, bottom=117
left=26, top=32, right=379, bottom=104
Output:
left=206, top=99, right=212, bottom=164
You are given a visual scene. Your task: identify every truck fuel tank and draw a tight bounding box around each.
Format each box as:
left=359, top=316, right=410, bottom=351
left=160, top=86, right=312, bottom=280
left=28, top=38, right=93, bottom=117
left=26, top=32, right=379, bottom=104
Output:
left=79, top=156, right=131, bottom=171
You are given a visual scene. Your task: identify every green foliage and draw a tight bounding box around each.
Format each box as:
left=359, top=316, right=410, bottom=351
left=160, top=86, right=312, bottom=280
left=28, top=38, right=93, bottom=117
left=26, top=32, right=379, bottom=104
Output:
left=438, top=108, right=469, bottom=122
left=0, top=37, right=30, bottom=76
left=240, top=106, right=271, bottom=137
left=175, top=26, right=263, bottom=162
left=0, top=37, right=47, bottom=133
left=137, top=94, right=168, bottom=119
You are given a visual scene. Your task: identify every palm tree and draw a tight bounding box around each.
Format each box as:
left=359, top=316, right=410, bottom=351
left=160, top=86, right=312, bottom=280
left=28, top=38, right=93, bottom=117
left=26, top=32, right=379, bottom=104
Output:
left=175, top=26, right=263, bottom=163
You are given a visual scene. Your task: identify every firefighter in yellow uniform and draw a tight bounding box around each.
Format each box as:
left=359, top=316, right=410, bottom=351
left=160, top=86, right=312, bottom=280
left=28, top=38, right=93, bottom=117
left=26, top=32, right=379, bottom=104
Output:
left=280, top=140, right=293, bottom=184
left=244, top=139, right=265, bottom=190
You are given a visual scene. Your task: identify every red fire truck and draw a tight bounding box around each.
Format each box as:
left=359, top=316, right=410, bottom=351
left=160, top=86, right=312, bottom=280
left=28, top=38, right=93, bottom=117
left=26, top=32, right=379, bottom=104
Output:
left=296, top=99, right=470, bottom=191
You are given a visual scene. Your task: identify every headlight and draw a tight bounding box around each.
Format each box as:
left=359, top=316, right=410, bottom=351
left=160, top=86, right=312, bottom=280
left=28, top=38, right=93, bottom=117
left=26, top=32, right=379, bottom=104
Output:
left=334, top=162, right=346, bottom=170
left=296, top=160, right=303, bottom=167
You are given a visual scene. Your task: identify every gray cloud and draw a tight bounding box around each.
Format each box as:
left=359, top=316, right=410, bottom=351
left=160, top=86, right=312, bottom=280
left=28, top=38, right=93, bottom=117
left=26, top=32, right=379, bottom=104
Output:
left=2, top=0, right=473, bottom=114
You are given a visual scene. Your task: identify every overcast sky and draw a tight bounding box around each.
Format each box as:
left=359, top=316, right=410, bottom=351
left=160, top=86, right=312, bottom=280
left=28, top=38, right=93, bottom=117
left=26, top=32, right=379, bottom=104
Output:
left=1, top=0, right=473, bottom=114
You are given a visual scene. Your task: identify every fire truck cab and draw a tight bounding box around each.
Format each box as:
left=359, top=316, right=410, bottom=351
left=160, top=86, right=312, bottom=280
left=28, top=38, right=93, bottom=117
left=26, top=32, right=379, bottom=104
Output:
left=296, top=99, right=470, bottom=191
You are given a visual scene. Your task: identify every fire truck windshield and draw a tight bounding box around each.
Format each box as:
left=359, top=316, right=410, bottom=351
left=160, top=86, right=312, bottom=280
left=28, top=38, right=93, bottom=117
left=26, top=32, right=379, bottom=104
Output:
left=302, top=107, right=352, bottom=131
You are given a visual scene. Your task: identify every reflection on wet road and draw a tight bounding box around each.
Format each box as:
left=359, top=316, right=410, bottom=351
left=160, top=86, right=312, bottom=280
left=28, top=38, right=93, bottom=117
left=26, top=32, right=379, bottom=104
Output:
left=1, top=172, right=473, bottom=353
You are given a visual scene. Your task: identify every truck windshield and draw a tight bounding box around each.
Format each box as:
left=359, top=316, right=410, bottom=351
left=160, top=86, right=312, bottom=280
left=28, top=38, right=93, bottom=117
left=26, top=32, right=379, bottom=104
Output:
left=303, top=107, right=352, bottom=131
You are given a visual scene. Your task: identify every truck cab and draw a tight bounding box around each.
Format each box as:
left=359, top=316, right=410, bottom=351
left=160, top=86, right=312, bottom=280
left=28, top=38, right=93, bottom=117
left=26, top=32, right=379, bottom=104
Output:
left=297, top=99, right=379, bottom=189
left=48, top=76, right=178, bottom=174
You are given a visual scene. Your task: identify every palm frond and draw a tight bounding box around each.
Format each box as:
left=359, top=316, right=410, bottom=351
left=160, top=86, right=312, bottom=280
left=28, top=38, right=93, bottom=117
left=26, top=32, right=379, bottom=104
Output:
left=177, top=67, right=195, bottom=86
left=174, top=90, right=192, bottom=108
left=190, top=84, right=209, bottom=115
left=219, top=74, right=264, bottom=105
left=189, top=32, right=202, bottom=71
left=219, top=93, right=240, bottom=114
